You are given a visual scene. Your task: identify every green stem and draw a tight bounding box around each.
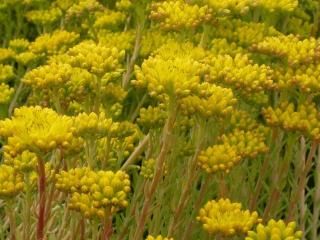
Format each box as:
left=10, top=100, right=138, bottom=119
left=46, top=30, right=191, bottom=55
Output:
left=132, top=105, right=177, bottom=240
left=6, top=200, right=16, bottom=240
left=287, top=141, right=318, bottom=221
left=181, top=174, right=213, bottom=240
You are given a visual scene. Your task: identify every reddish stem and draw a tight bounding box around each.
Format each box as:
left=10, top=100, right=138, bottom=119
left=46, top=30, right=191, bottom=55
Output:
left=101, top=216, right=113, bottom=240
left=37, top=159, right=46, bottom=240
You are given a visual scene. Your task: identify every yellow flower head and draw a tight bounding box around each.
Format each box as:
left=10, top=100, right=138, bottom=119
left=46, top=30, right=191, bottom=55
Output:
left=73, top=112, right=114, bottom=138
left=56, top=168, right=131, bottom=218
left=179, top=83, right=236, bottom=118
left=252, top=34, right=320, bottom=66
left=0, top=48, right=15, bottom=63
left=133, top=56, right=202, bottom=100
left=9, top=38, right=30, bottom=53
left=137, top=106, right=167, bottom=130
left=29, top=30, right=80, bottom=56
left=150, top=0, right=212, bottom=30
left=25, top=7, right=62, bottom=25
left=0, top=165, right=24, bottom=198
left=0, top=64, right=14, bottom=83
left=197, top=143, right=241, bottom=174
left=220, top=128, right=269, bottom=158
left=65, top=41, right=125, bottom=76
left=0, top=83, right=14, bottom=104
left=65, top=0, right=104, bottom=20
left=4, top=150, right=38, bottom=172
left=94, top=10, right=126, bottom=29
left=0, top=106, right=75, bottom=155
left=197, top=198, right=261, bottom=236
left=246, top=219, right=303, bottom=240
left=262, top=101, right=320, bottom=142
left=205, top=54, right=274, bottom=93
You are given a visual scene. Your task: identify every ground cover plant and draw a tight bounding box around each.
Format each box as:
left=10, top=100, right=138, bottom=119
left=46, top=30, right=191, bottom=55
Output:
left=0, top=0, right=319, bottom=239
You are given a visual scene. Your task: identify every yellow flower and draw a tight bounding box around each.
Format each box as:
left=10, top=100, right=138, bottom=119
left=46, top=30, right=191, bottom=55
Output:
left=0, top=106, right=75, bottom=155
left=56, top=168, right=131, bottom=218
left=197, top=143, right=241, bottom=174
left=0, top=48, right=15, bottom=63
left=133, top=56, right=202, bottom=100
left=0, top=165, right=24, bottom=198
left=94, top=10, right=126, bottom=29
left=9, top=38, right=30, bottom=53
left=140, top=158, right=156, bottom=179
left=25, top=7, right=62, bottom=25
left=73, top=112, right=114, bottom=138
left=246, top=219, right=303, bottom=240
left=262, top=101, right=320, bottom=141
left=0, top=83, right=14, bottom=104
left=137, top=106, right=167, bottom=130
left=150, top=0, right=212, bottom=30
left=220, top=128, right=269, bottom=158
left=252, top=34, right=320, bottom=66
left=205, top=54, right=274, bottom=93
left=197, top=198, right=261, bottom=236
left=0, top=64, right=14, bottom=83
left=65, top=0, right=104, bottom=20
left=65, top=41, right=125, bottom=76
left=179, top=83, right=236, bottom=118
left=4, top=150, right=38, bottom=172
left=29, top=30, right=80, bottom=56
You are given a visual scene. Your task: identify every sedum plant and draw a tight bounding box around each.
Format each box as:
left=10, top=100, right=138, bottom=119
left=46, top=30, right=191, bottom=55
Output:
left=0, top=0, right=320, bottom=240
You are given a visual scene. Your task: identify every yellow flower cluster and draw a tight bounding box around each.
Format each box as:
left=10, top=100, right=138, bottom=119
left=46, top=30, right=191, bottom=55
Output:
left=65, top=41, right=125, bottom=76
left=229, top=110, right=259, bottom=131
left=258, top=0, right=298, bottom=12
left=0, top=64, right=14, bottom=82
left=0, top=83, right=14, bottom=104
left=55, top=168, right=131, bottom=218
left=133, top=56, right=202, bottom=100
left=25, top=8, right=62, bottom=25
left=139, top=30, right=173, bottom=57
left=0, top=48, right=15, bottom=63
left=65, top=0, right=104, bottom=20
left=179, top=83, right=236, bottom=118
left=0, top=165, right=24, bottom=198
left=146, top=235, right=173, bottom=240
left=204, top=0, right=251, bottom=15
left=98, top=30, right=135, bottom=51
left=211, top=19, right=280, bottom=46
left=211, top=38, right=247, bottom=57
left=73, top=112, right=115, bottom=138
left=4, top=150, right=38, bottom=172
left=252, top=34, right=320, bottom=66
left=206, top=54, right=274, bottom=93
left=149, top=0, right=212, bottom=30
left=23, top=63, right=74, bottom=89
left=197, top=143, right=241, bottom=173
left=246, top=219, right=303, bottom=240
left=140, top=158, right=156, bottom=179
left=15, top=52, right=39, bottom=66
left=153, top=40, right=207, bottom=62
left=29, top=30, right=79, bottom=56
left=0, top=106, right=75, bottom=155
left=115, top=0, right=133, bottom=11
left=94, top=10, right=126, bottom=29
left=289, top=63, right=320, bottom=93
left=197, top=198, right=261, bottom=236
left=220, top=128, right=269, bottom=158
left=9, top=38, right=30, bottom=53
left=137, top=106, right=167, bottom=129
left=262, top=101, right=320, bottom=141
